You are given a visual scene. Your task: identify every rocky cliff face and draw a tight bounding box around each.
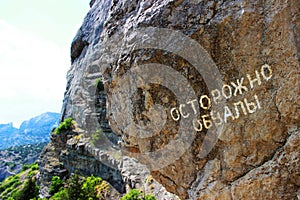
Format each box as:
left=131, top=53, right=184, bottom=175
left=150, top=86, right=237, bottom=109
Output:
left=40, top=0, right=299, bottom=199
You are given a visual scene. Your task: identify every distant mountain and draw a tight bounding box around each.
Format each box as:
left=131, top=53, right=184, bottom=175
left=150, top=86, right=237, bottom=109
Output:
left=0, top=123, right=19, bottom=137
left=0, top=112, right=60, bottom=150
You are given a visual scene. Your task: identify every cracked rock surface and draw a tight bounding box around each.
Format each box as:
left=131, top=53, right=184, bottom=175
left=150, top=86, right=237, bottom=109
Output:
left=40, top=0, right=299, bottom=199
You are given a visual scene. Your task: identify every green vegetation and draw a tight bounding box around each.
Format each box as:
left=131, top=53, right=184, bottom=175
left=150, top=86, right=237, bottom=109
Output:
left=0, top=163, right=39, bottom=199
left=1, top=163, right=155, bottom=200
left=22, top=162, right=38, bottom=172
left=0, top=142, right=47, bottom=179
left=91, top=130, right=101, bottom=146
left=121, top=189, right=156, bottom=200
left=50, top=188, right=68, bottom=200
left=82, top=175, right=109, bottom=199
left=49, top=176, right=63, bottom=195
left=66, top=172, right=84, bottom=199
left=0, top=175, right=21, bottom=194
left=12, top=176, right=39, bottom=200
left=26, top=163, right=39, bottom=178
left=49, top=172, right=110, bottom=200
left=54, top=118, right=74, bottom=134
left=95, top=78, right=104, bottom=91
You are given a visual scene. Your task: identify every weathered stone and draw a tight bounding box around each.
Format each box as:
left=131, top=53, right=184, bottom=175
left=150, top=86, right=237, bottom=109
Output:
left=40, top=0, right=299, bottom=199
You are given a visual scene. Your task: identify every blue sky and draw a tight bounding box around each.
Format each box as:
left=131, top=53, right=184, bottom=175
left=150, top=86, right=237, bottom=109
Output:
left=0, top=0, right=90, bottom=127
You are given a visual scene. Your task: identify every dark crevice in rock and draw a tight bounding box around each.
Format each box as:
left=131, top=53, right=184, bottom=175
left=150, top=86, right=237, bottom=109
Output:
left=71, top=31, right=89, bottom=63
left=156, top=172, right=177, bottom=187
left=292, top=7, right=300, bottom=63
left=95, top=78, right=119, bottom=145
left=90, top=0, right=96, bottom=8
left=273, top=92, right=282, bottom=120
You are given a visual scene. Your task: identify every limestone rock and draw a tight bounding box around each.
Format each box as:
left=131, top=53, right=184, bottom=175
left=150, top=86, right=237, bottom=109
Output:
left=40, top=0, right=299, bottom=199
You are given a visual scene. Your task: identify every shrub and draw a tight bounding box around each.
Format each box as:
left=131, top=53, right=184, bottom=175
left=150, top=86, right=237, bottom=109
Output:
left=81, top=175, right=101, bottom=199
left=22, top=162, right=38, bottom=172
left=95, top=78, right=104, bottom=91
left=67, top=172, right=84, bottom=199
left=91, top=130, right=101, bottom=146
left=145, top=195, right=156, bottom=200
left=81, top=175, right=110, bottom=199
left=0, top=164, right=40, bottom=199
left=55, top=118, right=74, bottom=134
left=0, top=175, right=20, bottom=193
left=12, top=176, right=39, bottom=200
left=48, top=173, right=111, bottom=200
left=31, top=163, right=39, bottom=170
left=50, top=176, right=63, bottom=195
left=121, top=189, right=140, bottom=200
left=27, top=170, right=38, bottom=178
left=50, top=188, right=69, bottom=200
left=95, top=180, right=110, bottom=199
left=21, top=163, right=31, bottom=171
left=20, top=172, right=112, bottom=200
left=121, top=189, right=156, bottom=200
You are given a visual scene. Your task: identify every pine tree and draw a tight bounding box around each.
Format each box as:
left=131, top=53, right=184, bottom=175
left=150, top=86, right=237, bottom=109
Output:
left=67, top=172, right=84, bottom=200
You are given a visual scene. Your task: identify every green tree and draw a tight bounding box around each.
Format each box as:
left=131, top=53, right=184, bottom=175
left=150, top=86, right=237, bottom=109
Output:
left=81, top=175, right=101, bottom=199
left=120, top=189, right=156, bottom=200
left=50, top=176, right=63, bottom=195
left=67, top=172, right=84, bottom=200
left=81, top=175, right=110, bottom=199
left=50, top=188, right=69, bottom=200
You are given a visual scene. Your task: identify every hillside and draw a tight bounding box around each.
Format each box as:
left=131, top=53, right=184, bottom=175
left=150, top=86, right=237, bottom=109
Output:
left=0, top=143, right=47, bottom=182
left=0, top=163, right=39, bottom=200
left=0, top=112, right=60, bottom=182
left=0, top=112, right=60, bottom=150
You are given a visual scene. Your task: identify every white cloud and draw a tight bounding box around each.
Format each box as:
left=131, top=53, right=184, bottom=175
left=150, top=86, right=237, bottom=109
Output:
left=0, top=20, right=70, bottom=127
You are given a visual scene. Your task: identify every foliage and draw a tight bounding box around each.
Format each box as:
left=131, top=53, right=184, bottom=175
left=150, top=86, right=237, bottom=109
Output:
left=21, top=163, right=31, bottom=172
left=82, top=175, right=101, bottom=199
left=54, top=118, right=74, bottom=134
left=121, top=189, right=140, bottom=200
left=91, top=130, right=101, bottom=146
left=48, top=172, right=110, bottom=200
left=50, top=188, right=69, bottom=200
left=21, top=162, right=38, bottom=172
left=12, top=176, right=39, bottom=200
left=0, top=142, right=47, bottom=177
left=81, top=175, right=109, bottom=200
left=95, top=78, right=104, bottom=91
left=145, top=195, right=156, bottom=200
left=31, top=163, right=39, bottom=170
left=121, top=189, right=156, bottom=200
left=49, top=176, right=63, bottom=195
left=94, top=180, right=110, bottom=199
left=0, top=175, right=21, bottom=194
left=0, top=162, right=40, bottom=199
left=1, top=168, right=112, bottom=200
left=67, top=172, right=85, bottom=199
